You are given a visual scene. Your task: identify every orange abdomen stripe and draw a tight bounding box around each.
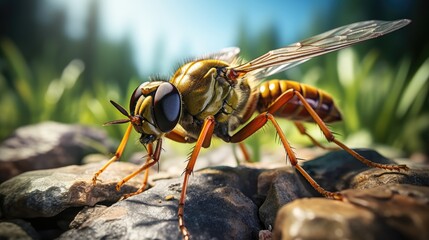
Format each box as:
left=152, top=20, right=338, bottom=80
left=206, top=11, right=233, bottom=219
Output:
left=257, top=80, right=342, bottom=123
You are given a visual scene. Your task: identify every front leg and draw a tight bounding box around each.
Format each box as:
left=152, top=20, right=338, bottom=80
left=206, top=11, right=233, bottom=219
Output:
left=92, top=123, right=133, bottom=185
left=116, top=139, right=163, bottom=199
left=164, top=127, right=196, bottom=144
left=178, top=116, right=216, bottom=240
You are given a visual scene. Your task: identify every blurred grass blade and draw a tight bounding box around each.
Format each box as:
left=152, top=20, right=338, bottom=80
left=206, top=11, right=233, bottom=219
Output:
left=0, top=38, right=33, bottom=107
left=397, top=57, right=429, bottom=117
left=337, top=48, right=355, bottom=88
left=375, top=58, right=410, bottom=138
left=61, top=59, right=85, bottom=88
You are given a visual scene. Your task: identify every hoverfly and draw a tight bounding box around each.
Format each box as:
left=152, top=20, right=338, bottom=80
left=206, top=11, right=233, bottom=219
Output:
left=92, top=19, right=410, bottom=239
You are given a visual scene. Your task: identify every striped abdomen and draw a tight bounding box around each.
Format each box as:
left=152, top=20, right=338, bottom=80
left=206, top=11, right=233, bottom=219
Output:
left=257, top=80, right=342, bottom=123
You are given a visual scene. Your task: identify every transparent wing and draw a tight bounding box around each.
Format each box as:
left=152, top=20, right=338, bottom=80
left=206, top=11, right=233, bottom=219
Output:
left=231, top=19, right=410, bottom=79
left=199, top=47, right=241, bottom=64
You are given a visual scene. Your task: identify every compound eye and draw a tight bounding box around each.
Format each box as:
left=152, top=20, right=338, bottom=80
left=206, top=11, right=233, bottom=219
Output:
left=153, top=82, right=181, bottom=132
left=129, top=83, right=146, bottom=115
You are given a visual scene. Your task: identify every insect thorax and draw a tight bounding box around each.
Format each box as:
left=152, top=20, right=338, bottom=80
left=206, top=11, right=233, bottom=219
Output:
left=170, top=60, right=255, bottom=142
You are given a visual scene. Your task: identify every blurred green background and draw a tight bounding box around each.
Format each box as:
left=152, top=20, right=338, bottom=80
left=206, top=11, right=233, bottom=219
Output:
left=1, top=0, right=428, bottom=159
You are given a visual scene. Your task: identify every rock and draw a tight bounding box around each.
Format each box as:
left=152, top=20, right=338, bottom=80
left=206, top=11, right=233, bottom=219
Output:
left=273, top=198, right=386, bottom=240
left=348, top=168, right=429, bottom=190
left=0, top=122, right=113, bottom=182
left=1, top=147, right=427, bottom=239
left=68, top=205, right=108, bottom=229
left=0, top=163, right=263, bottom=239
left=342, top=184, right=429, bottom=240
left=273, top=184, right=429, bottom=240
left=59, top=167, right=262, bottom=240
left=259, top=229, right=273, bottom=240
left=258, top=168, right=313, bottom=229
left=301, top=149, right=399, bottom=192
left=0, top=219, right=39, bottom=240
left=260, top=149, right=429, bottom=234
left=0, top=161, right=145, bottom=218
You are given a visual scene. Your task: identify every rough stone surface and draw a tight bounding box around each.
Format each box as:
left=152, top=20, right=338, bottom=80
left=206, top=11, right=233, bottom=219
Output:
left=301, top=149, right=399, bottom=192
left=59, top=168, right=262, bottom=240
left=0, top=219, right=39, bottom=240
left=0, top=145, right=428, bottom=240
left=0, top=162, right=145, bottom=218
left=68, top=205, right=108, bottom=229
left=258, top=168, right=313, bottom=229
left=258, top=149, right=428, bottom=231
left=343, top=184, right=429, bottom=240
left=273, top=198, right=386, bottom=240
left=348, top=168, right=429, bottom=190
left=273, top=184, right=429, bottom=240
left=0, top=122, right=112, bottom=182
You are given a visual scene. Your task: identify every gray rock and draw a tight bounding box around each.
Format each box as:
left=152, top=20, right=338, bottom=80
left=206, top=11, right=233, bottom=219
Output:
left=0, top=122, right=112, bottom=182
left=60, top=167, right=262, bottom=240
left=68, top=205, right=109, bottom=229
left=0, top=162, right=145, bottom=218
left=301, top=149, right=398, bottom=192
left=258, top=168, right=313, bottom=229
left=273, top=184, right=429, bottom=240
left=0, top=219, right=39, bottom=240
left=0, top=162, right=263, bottom=239
left=1, top=147, right=427, bottom=240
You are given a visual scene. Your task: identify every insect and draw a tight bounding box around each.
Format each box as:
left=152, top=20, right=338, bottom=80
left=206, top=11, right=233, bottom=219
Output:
left=92, top=19, right=410, bottom=239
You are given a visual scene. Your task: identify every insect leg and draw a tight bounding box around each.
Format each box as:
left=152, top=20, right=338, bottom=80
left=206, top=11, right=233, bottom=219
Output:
left=294, top=122, right=339, bottom=150
left=230, top=111, right=341, bottom=199
left=238, top=142, right=252, bottom=162
left=164, top=128, right=196, bottom=143
left=178, top=116, right=215, bottom=240
left=293, top=91, right=409, bottom=171
left=119, top=143, right=153, bottom=200
left=231, top=142, right=252, bottom=165
left=116, top=139, right=163, bottom=192
left=92, top=123, right=133, bottom=185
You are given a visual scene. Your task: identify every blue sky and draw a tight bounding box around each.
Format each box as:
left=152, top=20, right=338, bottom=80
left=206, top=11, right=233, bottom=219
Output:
left=45, top=0, right=338, bottom=75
